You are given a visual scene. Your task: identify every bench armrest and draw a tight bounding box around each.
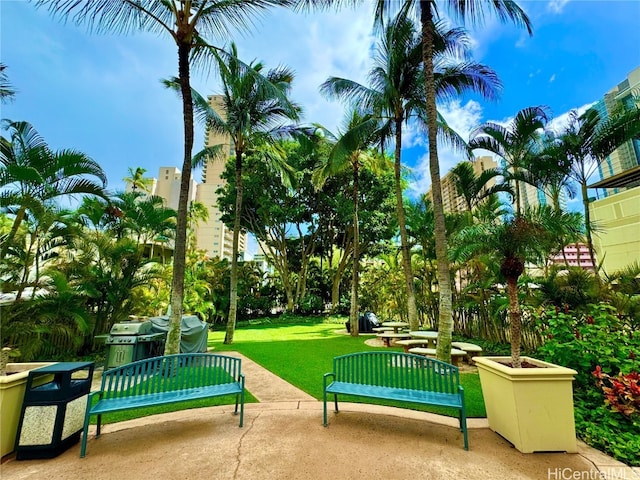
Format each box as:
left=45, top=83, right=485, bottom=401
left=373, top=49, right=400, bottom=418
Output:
left=239, top=373, right=245, bottom=389
left=85, top=390, right=102, bottom=413
left=323, top=372, right=335, bottom=391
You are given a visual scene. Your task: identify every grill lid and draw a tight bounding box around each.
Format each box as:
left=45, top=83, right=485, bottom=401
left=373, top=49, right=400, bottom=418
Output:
left=109, top=321, right=152, bottom=335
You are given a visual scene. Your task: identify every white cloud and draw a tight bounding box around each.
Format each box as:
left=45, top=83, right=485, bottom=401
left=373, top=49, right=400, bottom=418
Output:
left=549, top=73, right=556, bottom=83
left=547, top=0, right=571, bottom=14
left=547, top=102, right=596, bottom=135
left=408, top=99, right=485, bottom=196
left=230, top=6, right=374, bottom=133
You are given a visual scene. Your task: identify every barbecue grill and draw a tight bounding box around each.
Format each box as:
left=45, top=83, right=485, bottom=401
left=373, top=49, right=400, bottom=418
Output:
left=105, top=320, right=165, bottom=368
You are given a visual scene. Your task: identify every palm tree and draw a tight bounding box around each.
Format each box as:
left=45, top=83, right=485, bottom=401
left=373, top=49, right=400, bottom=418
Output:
left=468, top=106, right=549, bottom=215
left=313, top=109, right=384, bottom=336
left=0, top=120, right=107, bottom=262
left=552, top=106, right=640, bottom=268
left=124, top=167, right=153, bottom=193
left=452, top=206, right=583, bottom=367
left=449, top=160, right=513, bottom=214
left=0, top=63, right=16, bottom=103
left=320, top=10, right=500, bottom=333
left=191, top=43, right=300, bottom=344
left=37, top=0, right=293, bottom=354
left=368, top=0, right=532, bottom=363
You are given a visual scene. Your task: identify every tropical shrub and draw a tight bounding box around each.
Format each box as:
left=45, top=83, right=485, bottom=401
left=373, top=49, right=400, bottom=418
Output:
left=297, top=293, right=323, bottom=315
left=535, top=304, right=640, bottom=465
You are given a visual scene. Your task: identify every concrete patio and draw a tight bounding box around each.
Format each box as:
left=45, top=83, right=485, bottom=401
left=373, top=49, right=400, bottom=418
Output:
left=1, top=353, right=637, bottom=480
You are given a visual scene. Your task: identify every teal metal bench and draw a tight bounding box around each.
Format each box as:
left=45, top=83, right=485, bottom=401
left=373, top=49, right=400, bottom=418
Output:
left=81, top=353, right=245, bottom=457
left=323, top=351, right=468, bottom=450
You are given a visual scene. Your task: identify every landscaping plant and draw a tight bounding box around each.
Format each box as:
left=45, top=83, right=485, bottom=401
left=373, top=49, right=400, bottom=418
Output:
left=535, top=304, right=640, bottom=465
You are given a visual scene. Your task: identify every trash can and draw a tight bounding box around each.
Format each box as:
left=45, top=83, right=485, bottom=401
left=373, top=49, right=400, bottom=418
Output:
left=15, top=362, right=94, bottom=460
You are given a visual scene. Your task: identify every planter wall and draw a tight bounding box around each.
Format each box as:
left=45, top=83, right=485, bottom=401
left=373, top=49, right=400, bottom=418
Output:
left=0, top=363, right=54, bottom=458
left=474, top=356, right=577, bottom=454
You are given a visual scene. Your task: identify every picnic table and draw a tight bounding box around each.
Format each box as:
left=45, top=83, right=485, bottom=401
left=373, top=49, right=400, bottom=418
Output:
left=381, top=321, right=409, bottom=333
left=409, top=331, right=438, bottom=348
left=376, top=332, right=412, bottom=347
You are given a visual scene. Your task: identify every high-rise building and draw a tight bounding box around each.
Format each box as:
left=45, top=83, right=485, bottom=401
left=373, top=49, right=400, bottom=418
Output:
left=588, top=66, right=640, bottom=274
left=594, top=66, right=640, bottom=195
left=155, top=167, right=196, bottom=211
left=192, top=95, right=246, bottom=261
left=427, top=156, right=499, bottom=214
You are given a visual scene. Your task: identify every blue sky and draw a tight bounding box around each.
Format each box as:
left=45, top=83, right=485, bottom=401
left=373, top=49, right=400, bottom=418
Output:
left=2, top=0, right=640, bottom=218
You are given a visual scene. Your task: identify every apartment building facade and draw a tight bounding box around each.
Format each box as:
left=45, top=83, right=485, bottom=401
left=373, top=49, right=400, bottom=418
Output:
left=192, top=95, right=246, bottom=261
left=588, top=66, right=640, bottom=274
left=428, top=156, right=499, bottom=214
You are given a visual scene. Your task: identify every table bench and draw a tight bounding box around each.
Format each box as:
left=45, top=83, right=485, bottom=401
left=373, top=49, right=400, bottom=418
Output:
left=408, top=347, right=467, bottom=366
left=323, top=351, right=468, bottom=450
left=80, top=353, right=245, bottom=458
left=376, top=332, right=412, bottom=347
left=451, top=342, right=483, bottom=364
left=394, top=339, right=433, bottom=353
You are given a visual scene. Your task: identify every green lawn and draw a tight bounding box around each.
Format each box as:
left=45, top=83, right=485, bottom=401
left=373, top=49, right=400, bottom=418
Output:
left=210, top=319, right=486, bottom=418
left=94, top=318, right=486, bottom=424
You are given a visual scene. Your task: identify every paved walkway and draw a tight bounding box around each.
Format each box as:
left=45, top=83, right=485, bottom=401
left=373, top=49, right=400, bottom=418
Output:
left=2, top=353, right=638, bottom=480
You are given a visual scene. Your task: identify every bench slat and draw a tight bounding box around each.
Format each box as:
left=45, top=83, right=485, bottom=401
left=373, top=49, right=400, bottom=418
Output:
left=91, top=383, right=243, bottom=415
left=326, top=382, right=463, bottom=408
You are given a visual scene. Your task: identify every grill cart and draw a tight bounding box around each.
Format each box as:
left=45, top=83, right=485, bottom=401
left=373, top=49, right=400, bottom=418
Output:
left=105, top=321, right=165, bottom=369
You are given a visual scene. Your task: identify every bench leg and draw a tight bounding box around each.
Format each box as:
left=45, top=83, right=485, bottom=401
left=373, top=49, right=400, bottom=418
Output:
left=235, top=390, right=244, bottom=428
left=96, top=414, right=102, bottom=438
left=459, top=407, right=469, bottom=451
left=80, top=412, right=92, bottom=458
left=323, top=390, right=328, bottom=426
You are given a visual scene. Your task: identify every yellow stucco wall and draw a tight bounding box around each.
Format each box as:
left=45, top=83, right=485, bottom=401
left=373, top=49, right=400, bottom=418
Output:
left=590, top=186, right=640, bottom=274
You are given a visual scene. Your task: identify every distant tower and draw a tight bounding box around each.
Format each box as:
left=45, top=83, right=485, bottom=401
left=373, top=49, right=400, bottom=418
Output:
left=155, top=166, right=196, bottom=211
left=428, top=156, right=499, bottom=214
left=594, top=66, right=640, bottom=196
left=193, top=95, right=247, bottom=261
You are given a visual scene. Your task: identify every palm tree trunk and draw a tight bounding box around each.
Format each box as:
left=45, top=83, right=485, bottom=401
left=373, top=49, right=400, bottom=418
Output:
left=166, top=41, right=194, bottom=355
left=330, top=241, right=352, bottom=312
left=349, top=166, right=360, bottom=337
left=421, top=1, right=453, bottom=363
left=225, top=150, right=244, bottom=344
left=581, top=182, right=598, bottom=269
left=394, top=118, right=419, bottom=331
left=506, top=276, right=522, bottom=368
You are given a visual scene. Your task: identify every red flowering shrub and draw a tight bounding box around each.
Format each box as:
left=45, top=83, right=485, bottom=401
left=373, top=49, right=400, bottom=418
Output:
left=593, top=366, right=640, bottom=418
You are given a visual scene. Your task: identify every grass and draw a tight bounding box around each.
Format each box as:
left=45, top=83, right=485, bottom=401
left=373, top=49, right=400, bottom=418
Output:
left=94, top=317, right=486, bottom=424
left=210, top=318, right=486, bottom=418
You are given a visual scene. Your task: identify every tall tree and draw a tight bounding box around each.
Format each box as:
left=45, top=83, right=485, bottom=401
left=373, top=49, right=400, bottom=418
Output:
left=321, top=10, right=499, bottom=332
left=313, top=109, right=385, bottom=335
left=192, top=43, right=300, bottom=343
left=370, top=0, right=532, bottom=362
left=37, top=0, right=292, bottom=354
left=0, top=120, right=107, bottom=262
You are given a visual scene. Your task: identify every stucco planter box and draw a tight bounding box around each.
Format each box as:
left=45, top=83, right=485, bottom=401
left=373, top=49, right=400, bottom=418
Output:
left=0, top=363, right=54, bottom=458
left=473, top=356, right=578, bottom=454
